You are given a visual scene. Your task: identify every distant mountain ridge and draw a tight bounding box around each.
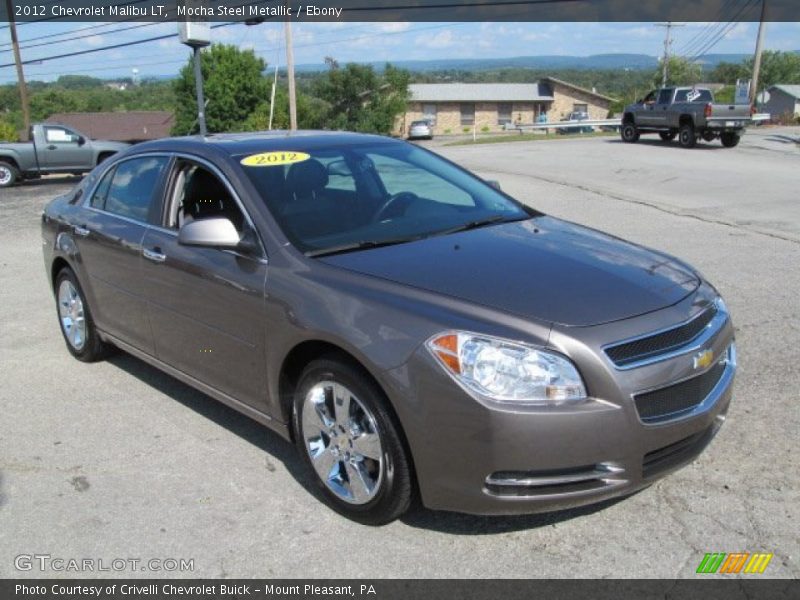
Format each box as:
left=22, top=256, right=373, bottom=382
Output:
left=293, top=52, right=788, bottom=73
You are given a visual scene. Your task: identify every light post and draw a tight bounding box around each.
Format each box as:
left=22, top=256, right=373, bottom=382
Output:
left=178, top=1, right=211, bottom=136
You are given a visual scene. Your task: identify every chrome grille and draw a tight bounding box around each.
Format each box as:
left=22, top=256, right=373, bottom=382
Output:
left=634, top=360, right=727, bottom=423
left=605, top=306, right=717, bottom=367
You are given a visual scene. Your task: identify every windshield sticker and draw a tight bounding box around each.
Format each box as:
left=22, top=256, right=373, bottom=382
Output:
left=240, top=151, right=310, bottom=167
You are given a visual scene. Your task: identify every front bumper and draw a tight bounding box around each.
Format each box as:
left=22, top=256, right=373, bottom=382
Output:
left=382, top=291, right=735, bottom=515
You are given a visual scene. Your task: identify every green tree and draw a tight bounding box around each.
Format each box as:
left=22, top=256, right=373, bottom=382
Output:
left=313, top=62, right=410, bottom=134
left=56, top=75, right=104, bottom=89
left=0, top=119, right=18, bottom=142
left=30, top=89, right=82, bottom=120
left=242, top=86, right=327, bottom=131
left=747, top=50, right=800, bottom=88
left=173, top=44, right=269, bottom=135
left=653, top=57, right=703, bottom=87
left=709, top=61, right=748, bottom=85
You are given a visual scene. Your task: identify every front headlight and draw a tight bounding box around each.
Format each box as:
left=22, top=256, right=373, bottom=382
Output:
left=426, top=331, right=587, bottom=404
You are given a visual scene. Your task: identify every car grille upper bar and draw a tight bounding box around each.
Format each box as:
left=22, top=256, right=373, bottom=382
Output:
left=604, top=304, right=721, bottom=369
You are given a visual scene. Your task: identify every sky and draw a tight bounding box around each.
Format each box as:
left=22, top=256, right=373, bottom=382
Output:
left=1, top=21, right=798, bottom=84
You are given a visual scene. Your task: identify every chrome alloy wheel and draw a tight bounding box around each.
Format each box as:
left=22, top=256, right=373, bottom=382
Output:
left=302, top=381, right=384, bottom=504
left=58, top=279, right=87, bottom=351
left=0, top=166, right=11, bottom=186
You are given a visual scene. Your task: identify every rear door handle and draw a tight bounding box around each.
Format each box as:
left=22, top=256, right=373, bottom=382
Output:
left=73, top=225, right=90, bottom=237
left=143, top=248, right=166, bottom=263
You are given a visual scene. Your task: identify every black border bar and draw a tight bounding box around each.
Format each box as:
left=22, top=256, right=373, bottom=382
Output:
left=1, top=0, right=798, bottom=23
left=2, top=579, right=800, bottom=600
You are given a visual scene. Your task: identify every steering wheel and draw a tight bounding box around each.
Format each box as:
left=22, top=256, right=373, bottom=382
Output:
left=372, top=192, right=419, bottom=223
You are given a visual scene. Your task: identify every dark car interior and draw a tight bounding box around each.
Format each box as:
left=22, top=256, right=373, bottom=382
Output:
left=168, top=163, right=246, bottom=232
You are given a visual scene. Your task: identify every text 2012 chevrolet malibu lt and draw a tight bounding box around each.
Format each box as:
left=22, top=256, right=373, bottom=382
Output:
left=42, top=132, right=735, bottom=524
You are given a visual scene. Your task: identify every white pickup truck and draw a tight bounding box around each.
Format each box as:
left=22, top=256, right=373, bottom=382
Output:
left=0, top=123, right=129, bottom=188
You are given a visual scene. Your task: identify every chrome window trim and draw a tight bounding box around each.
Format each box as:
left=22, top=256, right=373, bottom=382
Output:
left=603, top=300, right=726, bottom=371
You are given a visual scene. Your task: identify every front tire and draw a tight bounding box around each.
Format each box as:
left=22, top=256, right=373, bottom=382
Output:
left=679, top=124, right=697, bottom=148
left=293, top=357, right=413, bottom=525
left=54, top=267, right=110, bottom=362
left=621, top=123, right=639, bottom=143
left=0, top=160, right=19, bottom=188
left=720, top=132, right=741, bottom=148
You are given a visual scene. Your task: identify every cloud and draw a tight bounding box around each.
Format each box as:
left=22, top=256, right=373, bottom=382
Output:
left=86, top=35, right=105, bottom=47
left=419, top=30, right=454, bottom=49
left=376, top=23, right=410, bottom=33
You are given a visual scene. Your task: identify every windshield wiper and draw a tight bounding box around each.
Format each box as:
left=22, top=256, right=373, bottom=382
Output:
left=305, top=236, right=420, bottom=258
left=436, top=214, right=527, bottom=237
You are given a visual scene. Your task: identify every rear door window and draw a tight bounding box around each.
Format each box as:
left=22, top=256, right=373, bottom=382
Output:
left=104, top=157, right=169, bottom=223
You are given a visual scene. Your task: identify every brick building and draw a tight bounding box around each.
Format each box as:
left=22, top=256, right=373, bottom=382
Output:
left=398, top=77, right=615, bottom=136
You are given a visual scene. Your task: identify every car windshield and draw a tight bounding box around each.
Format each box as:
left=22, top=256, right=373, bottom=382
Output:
left=237, top=142, right=531, bottom=256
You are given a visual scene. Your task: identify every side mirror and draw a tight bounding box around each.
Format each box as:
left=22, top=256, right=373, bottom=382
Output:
left=326, top=159, right=351, bottom=177
left=178, top=218, right=240, bottom=249
left=486, top=180, right=502, bottom=191
left=77, top=136, right=86, bottom=146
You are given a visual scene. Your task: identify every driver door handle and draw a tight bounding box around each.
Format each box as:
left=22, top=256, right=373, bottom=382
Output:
left=143, top=248, right=166, bottom=263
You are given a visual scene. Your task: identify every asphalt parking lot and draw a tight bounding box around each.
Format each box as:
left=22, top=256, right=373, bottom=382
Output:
left=1, top=127, right=798, bottom=579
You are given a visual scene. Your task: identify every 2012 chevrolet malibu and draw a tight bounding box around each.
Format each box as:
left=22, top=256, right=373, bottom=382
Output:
left=42, top=132, right=735, bottom=525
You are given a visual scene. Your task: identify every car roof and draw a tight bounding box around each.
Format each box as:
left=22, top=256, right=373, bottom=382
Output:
left=129, top=130, right=399, bottom=157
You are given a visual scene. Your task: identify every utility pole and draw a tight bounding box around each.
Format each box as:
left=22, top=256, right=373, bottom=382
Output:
left=5, top=0, right=31, bottom=136
left=655, top=22, right=685, bottom=87
left=750, top=0, right=768, bottom=106
left=268, top=64, right=278, bottom=130
left=285, top=1, right=297, bottom=130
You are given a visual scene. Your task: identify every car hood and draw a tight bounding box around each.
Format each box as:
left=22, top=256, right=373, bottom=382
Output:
left=319, top=216, right=699, bottom=327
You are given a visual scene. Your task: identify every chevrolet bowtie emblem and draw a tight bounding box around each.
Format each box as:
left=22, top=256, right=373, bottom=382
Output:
left=693, top=349, right=715, bottom=370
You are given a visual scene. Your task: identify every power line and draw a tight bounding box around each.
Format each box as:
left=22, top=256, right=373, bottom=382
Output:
left=674, top=0, right=737, bottom=57
left=685, top=0, right=760, bottom=62
left=0, top=22, right=162, bottom=54
left=0, top=21, right=466, bottom=82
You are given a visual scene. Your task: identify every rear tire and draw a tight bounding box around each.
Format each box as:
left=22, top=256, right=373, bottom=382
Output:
left=54, top=267, right=111, bottom=362
left=293, top=356, right=413, bottom=525
left=659, top=132, right=676, bottom=142
left=720, top=132, right=741, bottom=148
left=0, top=160, right=19, bottom=188
left=679, top=124, right=697, bottom=148
left=621, top=123, right=639, bottom=143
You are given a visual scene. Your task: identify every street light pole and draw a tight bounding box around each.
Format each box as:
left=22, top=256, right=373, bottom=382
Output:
left=192, top=46, right=207, bottom=136
left=178, top=0, right=211, bottom=136
left=5, top=0, right=30, bottom=136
